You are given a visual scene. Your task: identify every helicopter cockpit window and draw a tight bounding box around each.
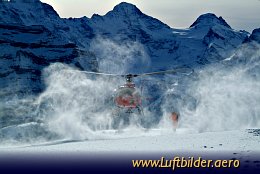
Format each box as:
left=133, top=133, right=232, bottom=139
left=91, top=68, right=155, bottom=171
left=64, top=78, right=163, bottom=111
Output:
left=117, top=87, right=135, bottom=96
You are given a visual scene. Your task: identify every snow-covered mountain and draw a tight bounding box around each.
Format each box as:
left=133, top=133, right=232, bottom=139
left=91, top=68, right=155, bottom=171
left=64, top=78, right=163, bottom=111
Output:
left=246, top=28, right=260, bottom=44
left=0, top=0, right=97, bottom=95
left=223, top=28, right=260, bottom=76
left=87, top=3, right=249, bottom=68
left=0, top=0, right=252, bottom=95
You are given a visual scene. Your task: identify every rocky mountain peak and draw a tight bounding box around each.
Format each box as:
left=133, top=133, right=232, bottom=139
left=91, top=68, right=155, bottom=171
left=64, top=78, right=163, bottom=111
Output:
left=190, top=13, right=231, bottom=29
left=248, top=28, right=260, bottom=43
left=111, top=2, right=143, bottom=16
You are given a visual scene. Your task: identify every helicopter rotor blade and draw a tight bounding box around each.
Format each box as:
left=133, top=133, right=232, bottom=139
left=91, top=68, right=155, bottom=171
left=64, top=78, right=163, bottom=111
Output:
left=81, top=71, right=123, bottom=76
left=64, top=67, right=193, bottom=78
left=136, top=68, right=193, bottom=77
left=64, top=69, right=132, bottom=77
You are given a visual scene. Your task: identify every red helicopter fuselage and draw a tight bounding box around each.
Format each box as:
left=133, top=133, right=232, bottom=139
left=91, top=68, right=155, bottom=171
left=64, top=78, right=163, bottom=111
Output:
left=114, top=83, right=141, bottom=109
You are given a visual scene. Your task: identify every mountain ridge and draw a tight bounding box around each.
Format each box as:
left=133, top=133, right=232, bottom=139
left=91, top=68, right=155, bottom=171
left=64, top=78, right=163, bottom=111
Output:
left=0, top=1, right=258, bottom=95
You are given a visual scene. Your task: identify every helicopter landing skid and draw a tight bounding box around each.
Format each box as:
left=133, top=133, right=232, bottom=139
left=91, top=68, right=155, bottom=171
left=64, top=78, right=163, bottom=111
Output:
left=136, top=106, right=144, bottom=116
left=126, top=109, right=133, bottom=114
left=111, top=106, right=144, bottom=130
left=112, top=106, right=143, bottom=115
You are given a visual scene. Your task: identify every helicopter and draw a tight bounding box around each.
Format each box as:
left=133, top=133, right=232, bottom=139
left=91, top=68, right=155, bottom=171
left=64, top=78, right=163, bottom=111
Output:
left=80, top=67, right=193, bottom=126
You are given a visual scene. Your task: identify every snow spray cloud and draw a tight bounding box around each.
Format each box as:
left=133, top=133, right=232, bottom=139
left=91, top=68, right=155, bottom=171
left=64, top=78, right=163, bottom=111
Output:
left=0, top=37, right=153, bottom=143
left=32, top=38, right=152, bottom=140
left=161, top=43, right=260, bottom=132
left=35, top=63, right=121, bottom=140
left=36, top=65, right=155, bottom=141
left=90, top=36, right=150, bottom=74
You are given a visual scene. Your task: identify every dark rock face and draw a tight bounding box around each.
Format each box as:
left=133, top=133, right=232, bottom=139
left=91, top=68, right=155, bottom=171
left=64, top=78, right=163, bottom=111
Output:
left=190, top=13, right=231, bottom=29
left=246, top=28, right=260, bottom=44
left=0, top=22, right=97, bottom=95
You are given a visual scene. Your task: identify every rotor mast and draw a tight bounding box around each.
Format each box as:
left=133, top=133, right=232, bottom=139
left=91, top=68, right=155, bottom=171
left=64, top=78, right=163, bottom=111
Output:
left=126, top=74, right=133, bottom=83
left=125, top=74, right=138, bottom=83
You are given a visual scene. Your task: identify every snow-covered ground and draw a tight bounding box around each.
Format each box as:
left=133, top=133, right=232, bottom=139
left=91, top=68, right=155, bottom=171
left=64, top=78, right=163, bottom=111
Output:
left=0, top=128, right=259, bottom=155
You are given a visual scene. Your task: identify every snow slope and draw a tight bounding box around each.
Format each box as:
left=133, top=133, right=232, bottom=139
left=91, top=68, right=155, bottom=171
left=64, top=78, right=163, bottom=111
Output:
left=0, top=129, right=259, bottom=153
